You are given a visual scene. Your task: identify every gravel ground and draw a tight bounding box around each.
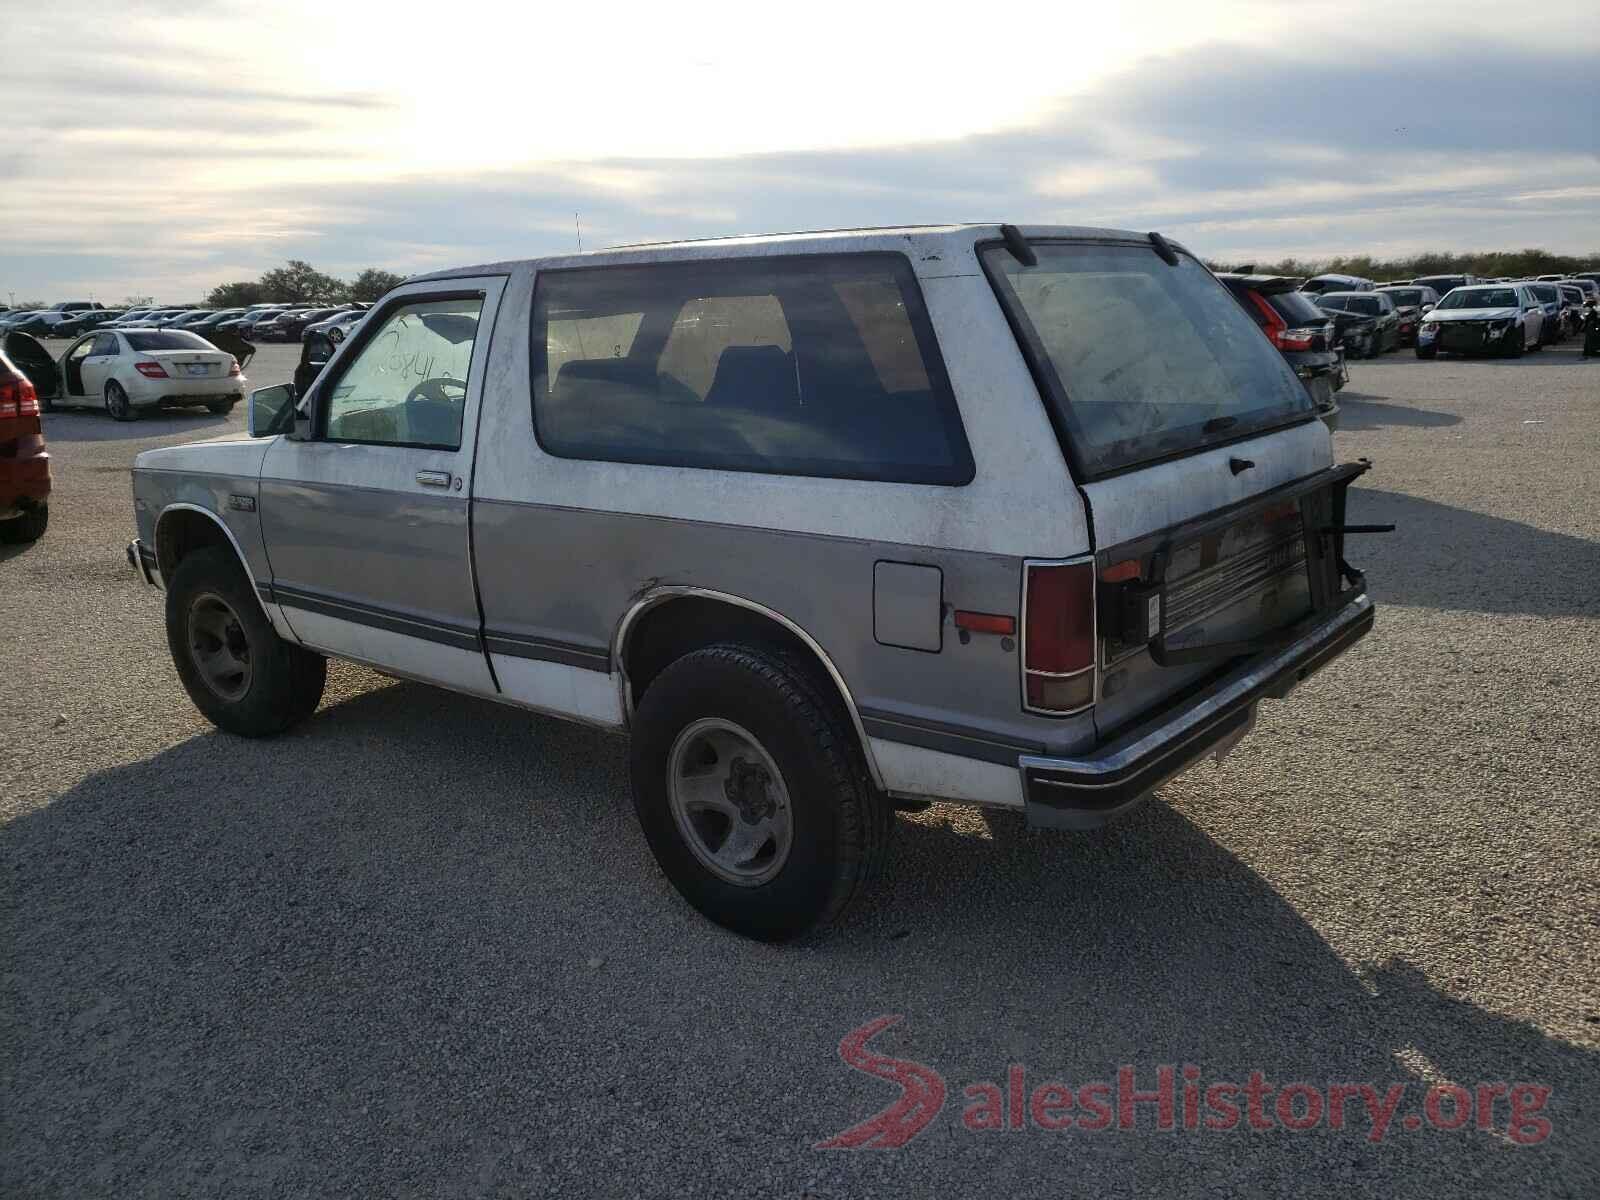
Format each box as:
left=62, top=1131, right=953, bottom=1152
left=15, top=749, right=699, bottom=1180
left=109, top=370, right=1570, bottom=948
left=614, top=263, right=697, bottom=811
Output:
left=2, top=341, right=1597, bottom=1198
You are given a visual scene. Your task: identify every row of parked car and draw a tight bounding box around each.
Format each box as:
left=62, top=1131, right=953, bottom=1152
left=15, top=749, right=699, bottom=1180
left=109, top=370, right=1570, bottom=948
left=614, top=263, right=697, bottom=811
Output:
left=1296, top=271, right=1600, bottom=357
left=0, top=301, right=371, bottom=344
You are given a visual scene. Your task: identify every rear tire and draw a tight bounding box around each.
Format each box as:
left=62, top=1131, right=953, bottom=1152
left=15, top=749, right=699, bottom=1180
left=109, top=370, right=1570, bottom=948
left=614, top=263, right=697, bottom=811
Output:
left=1415, top=345, right=1437, bottom=359
left=104, top=380, right=135, bottom=421
left=165, top=547, right=326, bottom=737
left=206, top=399, right=235, bottom=415
left=0, top=505, right=47, bottom=544
left=630, top=643, right=891, bottom=941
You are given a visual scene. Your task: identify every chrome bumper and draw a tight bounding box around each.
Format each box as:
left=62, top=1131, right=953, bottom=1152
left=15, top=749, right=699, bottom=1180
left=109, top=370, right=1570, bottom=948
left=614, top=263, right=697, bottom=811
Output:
left=1020, top=593, right=1374, bottom=830
left=127, top=538, right=160, bottom=588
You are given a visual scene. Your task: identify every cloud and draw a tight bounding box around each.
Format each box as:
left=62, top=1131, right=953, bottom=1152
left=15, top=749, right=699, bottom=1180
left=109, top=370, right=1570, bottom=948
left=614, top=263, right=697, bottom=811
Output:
left=1, top=19, right=1595, bottom=299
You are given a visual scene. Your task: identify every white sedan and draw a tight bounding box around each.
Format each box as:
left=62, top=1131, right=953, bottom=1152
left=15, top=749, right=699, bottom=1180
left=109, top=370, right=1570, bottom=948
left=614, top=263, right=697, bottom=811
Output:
left=46, top=328, right=246, bottom=420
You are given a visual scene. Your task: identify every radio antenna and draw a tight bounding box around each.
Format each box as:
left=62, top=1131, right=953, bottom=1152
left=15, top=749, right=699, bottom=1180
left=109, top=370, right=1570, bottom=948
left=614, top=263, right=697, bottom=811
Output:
left=575, top=212, right=583, bottom=253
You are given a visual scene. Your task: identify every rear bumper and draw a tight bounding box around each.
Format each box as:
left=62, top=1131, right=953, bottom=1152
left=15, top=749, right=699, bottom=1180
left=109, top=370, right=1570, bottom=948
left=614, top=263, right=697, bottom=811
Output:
left=126, top=376, right=245, bottom=406
left=0, top=425, right=51, bottom=517
left=1020, top=593, right=1374, bottom=830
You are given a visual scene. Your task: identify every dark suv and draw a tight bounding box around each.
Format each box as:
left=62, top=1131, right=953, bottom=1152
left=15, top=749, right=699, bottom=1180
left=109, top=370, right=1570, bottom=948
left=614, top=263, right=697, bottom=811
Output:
left=1375, top=285, right=1439, bottom=346
left=1218, top=274, right=1342, bottom=429
left=1315, top=292, right=1400, bottom=354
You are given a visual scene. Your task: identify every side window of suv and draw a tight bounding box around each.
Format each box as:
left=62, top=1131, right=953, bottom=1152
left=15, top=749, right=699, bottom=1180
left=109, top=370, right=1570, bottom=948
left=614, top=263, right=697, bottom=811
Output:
left=530, top=254, right=972, bottom=484
left=320, top=296, right=483, bottom=449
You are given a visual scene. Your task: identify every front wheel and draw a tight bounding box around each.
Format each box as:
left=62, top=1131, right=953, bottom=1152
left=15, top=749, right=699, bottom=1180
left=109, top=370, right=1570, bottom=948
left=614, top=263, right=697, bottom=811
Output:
left=630, top=644, right=891, bottom=940
left=1505, top=328, right=1525, bottom=358
left=165, top=547, right=326, bottom=736
left=104, top=380, right=135, bottom=421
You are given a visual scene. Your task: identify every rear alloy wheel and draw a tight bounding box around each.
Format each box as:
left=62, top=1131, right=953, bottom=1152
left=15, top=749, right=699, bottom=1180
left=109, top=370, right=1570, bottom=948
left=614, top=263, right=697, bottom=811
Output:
left=104, top=379, right=134, bottom=421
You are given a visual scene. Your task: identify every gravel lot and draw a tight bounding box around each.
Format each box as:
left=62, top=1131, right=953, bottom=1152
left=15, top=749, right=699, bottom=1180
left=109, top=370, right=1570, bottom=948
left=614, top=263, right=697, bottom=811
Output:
left=3, top=340, right=1597, bottom=1198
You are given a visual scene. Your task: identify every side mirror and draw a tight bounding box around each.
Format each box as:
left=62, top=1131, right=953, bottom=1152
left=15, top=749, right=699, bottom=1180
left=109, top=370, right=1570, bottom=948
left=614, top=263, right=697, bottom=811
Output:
left=1421, top=303, right=1434, bottom=313
left=247, top=384, right=296, bottom=438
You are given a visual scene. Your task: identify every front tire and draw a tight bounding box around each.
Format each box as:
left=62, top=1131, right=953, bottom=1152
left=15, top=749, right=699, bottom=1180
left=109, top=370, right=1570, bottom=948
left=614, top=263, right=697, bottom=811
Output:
left=630, top=644, right=891, bottom=941
left=165, top=547, right=326, bottom=737
left=104, top=380, right=135, bottom=421
left=0, top=505, right=47, bottom=544
left=1505, top=328, right=1525, bottom=358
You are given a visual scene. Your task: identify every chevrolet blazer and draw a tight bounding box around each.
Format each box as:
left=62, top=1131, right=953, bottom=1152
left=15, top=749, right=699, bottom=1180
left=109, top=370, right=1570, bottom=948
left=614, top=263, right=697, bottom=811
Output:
left=127, top=224, right=1377, bottom=939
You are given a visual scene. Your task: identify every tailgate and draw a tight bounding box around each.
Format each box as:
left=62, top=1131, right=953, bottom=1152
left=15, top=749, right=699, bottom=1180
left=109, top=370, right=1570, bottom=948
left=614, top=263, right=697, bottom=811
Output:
left=1082, top=427, right=1374, bottom=737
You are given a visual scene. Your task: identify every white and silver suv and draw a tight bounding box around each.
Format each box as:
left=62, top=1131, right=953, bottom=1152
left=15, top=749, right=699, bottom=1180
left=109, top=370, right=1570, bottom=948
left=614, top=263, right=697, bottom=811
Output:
left=127, top=224, right=1377, bottom=939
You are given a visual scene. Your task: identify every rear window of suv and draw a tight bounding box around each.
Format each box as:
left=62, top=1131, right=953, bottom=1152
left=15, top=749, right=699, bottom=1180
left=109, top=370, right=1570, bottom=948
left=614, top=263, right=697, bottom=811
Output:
left=125, top=331, right=212, bottom=351
left=1270, top=290, right=1330, bottom=325
left=529, top=253, right=972, bottom=484
left=982, top=242, right=1313, bottom=478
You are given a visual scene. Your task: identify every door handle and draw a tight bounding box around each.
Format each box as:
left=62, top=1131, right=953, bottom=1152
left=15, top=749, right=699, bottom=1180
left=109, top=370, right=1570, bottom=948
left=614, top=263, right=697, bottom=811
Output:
left=416, top=470, right=452, bottom=488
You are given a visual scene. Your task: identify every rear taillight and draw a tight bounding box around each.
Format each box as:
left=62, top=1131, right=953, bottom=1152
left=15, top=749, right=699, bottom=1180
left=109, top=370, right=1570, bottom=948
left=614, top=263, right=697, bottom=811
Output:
left=134, top=361, right=168, bottom=378
left=1273, top=327, right=1318, bottom=351
left=1022, top=560, right=1096, bottom=715
left=0, top=373, right=39, bottom=418
left=227, top=358, right=241, bottom=376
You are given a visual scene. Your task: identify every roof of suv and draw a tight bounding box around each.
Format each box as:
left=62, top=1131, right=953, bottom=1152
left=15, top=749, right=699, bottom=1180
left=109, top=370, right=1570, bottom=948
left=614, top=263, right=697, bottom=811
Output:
left=412, top=223, right=1165, bottom=282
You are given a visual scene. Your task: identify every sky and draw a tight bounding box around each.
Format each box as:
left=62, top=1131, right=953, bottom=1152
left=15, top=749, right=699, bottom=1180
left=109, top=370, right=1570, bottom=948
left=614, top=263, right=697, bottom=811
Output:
left=2, top=0, right=1597, bottom=303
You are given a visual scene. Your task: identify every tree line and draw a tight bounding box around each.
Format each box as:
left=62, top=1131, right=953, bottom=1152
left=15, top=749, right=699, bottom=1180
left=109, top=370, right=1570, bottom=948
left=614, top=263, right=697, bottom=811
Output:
left=203, top=262, right=407, bottom=309
left=1210, top=248, right=1599, bottom=281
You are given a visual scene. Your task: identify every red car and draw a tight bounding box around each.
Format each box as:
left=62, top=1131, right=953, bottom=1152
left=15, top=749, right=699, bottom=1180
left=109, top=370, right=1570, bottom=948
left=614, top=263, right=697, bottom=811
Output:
left=0, top=339, right=50, bottom=543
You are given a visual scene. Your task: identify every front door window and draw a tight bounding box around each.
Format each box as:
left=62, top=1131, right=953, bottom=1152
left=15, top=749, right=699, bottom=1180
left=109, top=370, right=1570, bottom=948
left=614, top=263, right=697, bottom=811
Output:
left=321, top=297, right=483, bottom=449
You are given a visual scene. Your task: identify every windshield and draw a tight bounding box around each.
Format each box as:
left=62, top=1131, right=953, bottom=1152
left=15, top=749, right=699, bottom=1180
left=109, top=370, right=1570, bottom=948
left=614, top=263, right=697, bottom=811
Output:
left=1382, top=289, right=1423, bottom=306
left=1437, top=289, right=1518, bottom=310
left=1344, top=297, right=1383, bottom=316
left=126, top=331, right=213, bottom=351
left=982, top=242, right=1311, bottom=478
left=1316, top=295, right=1348, bottom=311
left=1416, top=277, right=1466, bottom=293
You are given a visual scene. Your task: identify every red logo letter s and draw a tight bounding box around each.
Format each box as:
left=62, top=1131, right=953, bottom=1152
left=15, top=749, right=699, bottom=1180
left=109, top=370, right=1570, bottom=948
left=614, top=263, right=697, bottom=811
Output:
left=814, top=1016, right=947, bottom=1149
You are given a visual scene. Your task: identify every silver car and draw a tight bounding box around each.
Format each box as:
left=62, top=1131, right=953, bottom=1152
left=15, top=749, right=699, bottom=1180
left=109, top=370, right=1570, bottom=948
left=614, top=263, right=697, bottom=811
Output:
left=126, top=225, right=1377, bottom=939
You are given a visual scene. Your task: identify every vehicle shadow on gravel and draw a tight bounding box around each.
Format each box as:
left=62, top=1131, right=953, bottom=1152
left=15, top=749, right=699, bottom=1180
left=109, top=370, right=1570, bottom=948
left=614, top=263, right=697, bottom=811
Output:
left=4, top=678, right=1595, bottom=1195
left=1348, top=487, right=1600, bottom=616
left=1334, top=393, right=1462, bottom=431
left=39, top=408, right=234, bottom=444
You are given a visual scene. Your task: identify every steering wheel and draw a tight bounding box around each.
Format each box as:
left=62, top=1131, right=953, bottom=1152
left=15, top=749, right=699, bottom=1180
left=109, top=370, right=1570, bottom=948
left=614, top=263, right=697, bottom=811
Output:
left=405, top=377, right=466, bottom=404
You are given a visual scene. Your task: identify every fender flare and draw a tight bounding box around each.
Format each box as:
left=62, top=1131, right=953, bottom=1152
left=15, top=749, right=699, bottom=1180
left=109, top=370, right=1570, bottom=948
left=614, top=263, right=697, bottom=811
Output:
left=612, top=585, right=885, bottom=791
left=153, top=502, right=289, bottom=637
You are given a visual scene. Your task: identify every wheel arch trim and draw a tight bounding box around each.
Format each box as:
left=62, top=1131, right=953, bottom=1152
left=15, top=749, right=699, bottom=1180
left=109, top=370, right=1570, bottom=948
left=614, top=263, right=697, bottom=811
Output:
left=153, top=502, right=288, bottom=637
left=611, top=585, right=885, bottom=790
